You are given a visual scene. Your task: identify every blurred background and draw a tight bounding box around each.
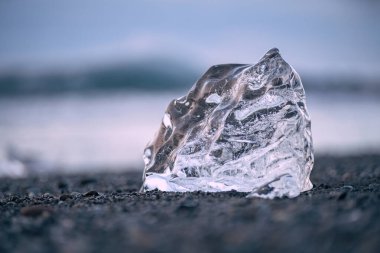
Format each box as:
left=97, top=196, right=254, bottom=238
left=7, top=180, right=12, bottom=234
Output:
left=0, top=0, right=379, bottom=177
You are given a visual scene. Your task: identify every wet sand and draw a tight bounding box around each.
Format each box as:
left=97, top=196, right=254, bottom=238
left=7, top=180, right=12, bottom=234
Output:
left=0, top=155, right=379, bottom=253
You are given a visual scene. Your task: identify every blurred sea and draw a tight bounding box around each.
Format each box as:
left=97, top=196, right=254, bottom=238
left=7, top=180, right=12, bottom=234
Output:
left=0, top=89, right=379, bottom=174
left=1, top=0, right=379, bottom=176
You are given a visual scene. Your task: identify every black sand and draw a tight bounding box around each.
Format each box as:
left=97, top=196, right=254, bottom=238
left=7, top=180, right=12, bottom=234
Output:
left=0, top=155, right=379, bottom=253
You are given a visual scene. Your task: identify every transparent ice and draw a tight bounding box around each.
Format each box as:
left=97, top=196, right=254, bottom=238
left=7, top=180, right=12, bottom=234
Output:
left=141, top=48, right=313, bottom=199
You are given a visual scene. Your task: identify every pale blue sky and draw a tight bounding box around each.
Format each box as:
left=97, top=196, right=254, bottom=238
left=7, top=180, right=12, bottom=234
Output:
left=0, top=0, right=379, bottom=76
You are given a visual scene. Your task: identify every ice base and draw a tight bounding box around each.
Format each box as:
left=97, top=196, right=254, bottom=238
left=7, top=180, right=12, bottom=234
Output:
left=142, top=171, right=312, bottom=199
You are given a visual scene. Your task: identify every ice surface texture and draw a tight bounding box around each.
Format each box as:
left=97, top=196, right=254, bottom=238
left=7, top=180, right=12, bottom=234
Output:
left=141, top=48, right=313, bottom=199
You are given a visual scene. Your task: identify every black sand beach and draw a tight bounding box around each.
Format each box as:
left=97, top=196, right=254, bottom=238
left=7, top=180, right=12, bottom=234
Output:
left=0, top=154, right=379, bottom=253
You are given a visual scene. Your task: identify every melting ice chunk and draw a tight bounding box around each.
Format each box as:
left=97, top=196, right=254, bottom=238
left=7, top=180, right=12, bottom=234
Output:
left=141, top=48, right=314, bottom=199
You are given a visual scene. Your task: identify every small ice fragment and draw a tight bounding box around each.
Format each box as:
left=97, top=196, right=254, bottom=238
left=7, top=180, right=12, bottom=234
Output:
left=0, top=149, right=27, bottom=178
left=0, top=160, right=26, bottom=178
left=141, top=48, right=314, bottom=199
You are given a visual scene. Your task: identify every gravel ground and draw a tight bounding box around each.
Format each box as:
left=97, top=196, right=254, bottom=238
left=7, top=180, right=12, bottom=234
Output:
left=0, top=155, right=379, bottom=253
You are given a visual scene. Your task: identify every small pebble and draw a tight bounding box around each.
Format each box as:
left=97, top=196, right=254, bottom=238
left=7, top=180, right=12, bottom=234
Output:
left=70, top=192, right=82, bottom=198
left=20, top=206, right=53, bottom=217
left=342, top=185, right=354, bottom=191
left=177, top=197, right=199, bottom=210
left=59, top=194, right=73, bottom=201
left=84, top=191, right=99, bottom=197
left=368, top=183, right=379, bottom=191
left=337, top=191, right=348, bottom=201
